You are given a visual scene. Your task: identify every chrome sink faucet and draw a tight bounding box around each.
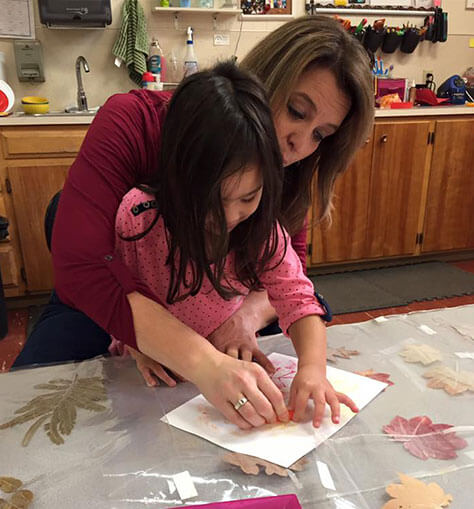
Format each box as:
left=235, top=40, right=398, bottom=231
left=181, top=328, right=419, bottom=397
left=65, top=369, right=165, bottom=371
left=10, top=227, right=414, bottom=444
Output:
left=76, top=56, right=90, bottom=111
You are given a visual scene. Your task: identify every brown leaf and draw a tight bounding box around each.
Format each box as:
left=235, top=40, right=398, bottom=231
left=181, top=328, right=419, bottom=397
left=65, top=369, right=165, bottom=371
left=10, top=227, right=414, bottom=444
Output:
left=355, top=370, right=394, bottom=387
left=382, top=473, right=452, bottom=508
left=0, top=478, right=22, bottom=494
left=327, top=347, right=360, bottom=363
left=10, top=490, right=34, bottom=508
left=222, top=452, right=306, bottom=477
left=423, top=365, right=474, bottom=395
left=399, top=344, right=442, bottom=365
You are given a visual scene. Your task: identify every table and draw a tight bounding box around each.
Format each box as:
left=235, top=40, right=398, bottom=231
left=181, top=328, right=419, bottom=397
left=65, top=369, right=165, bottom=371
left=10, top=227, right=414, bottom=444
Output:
left=1, top=305, right=473, bottom=508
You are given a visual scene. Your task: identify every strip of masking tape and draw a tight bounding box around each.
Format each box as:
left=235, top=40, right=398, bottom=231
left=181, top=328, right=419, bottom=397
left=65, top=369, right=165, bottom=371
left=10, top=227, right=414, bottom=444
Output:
left=418, top=324, right=437, bottom=335
left=334, top=497, right=359, bottom=509
left=465, top=450, right=474, bottom=460
left=167, top=479, right=176, bottom=494
left=286, top=468, right=303, bottom=489
left=171, top=471, right=198, bottom=501
left=374, top=316, right=389, bottom=323
left=316, top=460, right=336, bottom=491
left=381, top=337, right=417, bottom=356
left=454, top=352, right=474, bottom=360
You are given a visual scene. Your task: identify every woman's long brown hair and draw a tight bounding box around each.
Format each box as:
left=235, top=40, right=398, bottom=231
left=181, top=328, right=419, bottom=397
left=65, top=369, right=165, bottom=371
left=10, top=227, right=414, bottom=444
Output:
left=241, top=15, right=374, bottom=234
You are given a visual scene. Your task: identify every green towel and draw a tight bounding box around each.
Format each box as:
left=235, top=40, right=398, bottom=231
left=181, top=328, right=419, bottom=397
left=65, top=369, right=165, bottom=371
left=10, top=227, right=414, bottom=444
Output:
left=112, top=0, right=149, bottom=85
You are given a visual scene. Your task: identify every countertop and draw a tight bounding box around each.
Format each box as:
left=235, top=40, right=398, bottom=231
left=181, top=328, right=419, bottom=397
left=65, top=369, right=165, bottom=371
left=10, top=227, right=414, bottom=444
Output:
left=0, top=105, right=473, bottom=126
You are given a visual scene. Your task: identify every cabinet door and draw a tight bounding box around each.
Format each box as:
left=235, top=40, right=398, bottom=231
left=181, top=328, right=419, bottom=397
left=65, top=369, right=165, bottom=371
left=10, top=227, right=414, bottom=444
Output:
left=366, top=121, right=431, bottom=258
left=7, top=164, right=70, bottom=292
left=311, top=137, right=373, bottom=264
left=422, top=119, right=474, bottom=252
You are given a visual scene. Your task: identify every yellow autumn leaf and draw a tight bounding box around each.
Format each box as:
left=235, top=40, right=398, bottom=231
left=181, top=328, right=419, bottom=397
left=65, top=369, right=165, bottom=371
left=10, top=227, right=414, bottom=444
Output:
left=382, top=473, right=452, bottom=509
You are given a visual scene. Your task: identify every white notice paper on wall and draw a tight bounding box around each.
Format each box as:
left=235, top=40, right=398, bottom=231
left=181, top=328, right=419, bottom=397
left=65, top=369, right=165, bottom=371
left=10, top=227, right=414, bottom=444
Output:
left=162, top=353, right=387, bottom=468
left=0, top=0, right=35, bottom=39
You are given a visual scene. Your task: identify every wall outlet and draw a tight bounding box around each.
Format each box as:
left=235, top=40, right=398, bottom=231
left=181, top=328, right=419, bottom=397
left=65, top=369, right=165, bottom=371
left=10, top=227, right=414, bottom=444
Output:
left=214, top=34, right=230, bottom=46
left=422, top=70, right=434, bottom=84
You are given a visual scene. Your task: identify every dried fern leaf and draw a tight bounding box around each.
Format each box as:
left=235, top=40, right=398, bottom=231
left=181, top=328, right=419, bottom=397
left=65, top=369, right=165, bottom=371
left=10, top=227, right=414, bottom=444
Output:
left=10, top=489, right=33, bottom=508
left=21, top=414, right=51, bottom=447
left=0, top=478, right=22, bottom=494
left=0, top=375, right=107, bottom=447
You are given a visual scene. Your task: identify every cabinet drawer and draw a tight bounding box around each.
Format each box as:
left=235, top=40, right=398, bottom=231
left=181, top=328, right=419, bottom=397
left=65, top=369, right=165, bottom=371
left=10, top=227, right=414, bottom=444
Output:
left=0, top=244, right=19, bottom=287
left=0, top=127, right=87, bottom=159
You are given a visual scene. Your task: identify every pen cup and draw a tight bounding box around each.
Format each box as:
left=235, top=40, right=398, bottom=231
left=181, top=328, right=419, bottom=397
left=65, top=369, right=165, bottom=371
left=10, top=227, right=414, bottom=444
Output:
left=400, top=30, right=421, bottom=54
left=382, top=30, right=402, bottom=53
left=364, top=26, right=385, bottom=53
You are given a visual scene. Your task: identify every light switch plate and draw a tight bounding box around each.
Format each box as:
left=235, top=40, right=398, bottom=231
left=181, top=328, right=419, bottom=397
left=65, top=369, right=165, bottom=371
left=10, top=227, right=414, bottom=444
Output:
left=214, top=34, right=230, bottom=46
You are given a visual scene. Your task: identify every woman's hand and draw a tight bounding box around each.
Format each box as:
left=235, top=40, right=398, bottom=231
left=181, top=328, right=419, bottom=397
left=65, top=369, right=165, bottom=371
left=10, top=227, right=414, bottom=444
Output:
left=208, top=311, right=275, bottom=374
left=193, top=352, right=289, bottom=430
left=289, top=364, right=359, bottom=428
left=126, top=346, right=180, bottom=388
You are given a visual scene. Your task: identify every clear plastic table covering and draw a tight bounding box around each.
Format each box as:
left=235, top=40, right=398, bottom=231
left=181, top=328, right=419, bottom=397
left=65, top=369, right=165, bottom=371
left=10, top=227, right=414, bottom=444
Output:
left=0, top=305, right=473, bottom=508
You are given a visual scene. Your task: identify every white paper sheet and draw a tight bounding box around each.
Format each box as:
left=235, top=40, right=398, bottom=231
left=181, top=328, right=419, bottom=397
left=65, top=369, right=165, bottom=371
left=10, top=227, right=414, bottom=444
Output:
left=162, top=353, right=387, bottom=467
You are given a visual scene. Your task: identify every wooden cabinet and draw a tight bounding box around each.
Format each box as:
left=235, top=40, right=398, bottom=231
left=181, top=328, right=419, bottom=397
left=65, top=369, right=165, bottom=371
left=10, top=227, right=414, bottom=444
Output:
left=311, top=137, right=373, bottom=264
left=422, top=119, right=474, bottom=253
left=310, top=115, right=474, bottom=267
left=0, top=126, right=88, bottom=295
left=365, top=121, right=431, bottom=258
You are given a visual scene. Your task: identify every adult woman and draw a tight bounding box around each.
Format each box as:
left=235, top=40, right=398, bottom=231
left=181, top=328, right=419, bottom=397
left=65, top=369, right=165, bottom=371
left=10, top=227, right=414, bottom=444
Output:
left=14, top=16, right=373, bottom=429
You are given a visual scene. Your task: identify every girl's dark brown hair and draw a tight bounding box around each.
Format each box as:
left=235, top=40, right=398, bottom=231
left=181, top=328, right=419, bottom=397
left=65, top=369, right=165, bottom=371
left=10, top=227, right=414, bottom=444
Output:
left=128, top=61, right=285, bottom=304
left=241, top=15, right=374, bottom=234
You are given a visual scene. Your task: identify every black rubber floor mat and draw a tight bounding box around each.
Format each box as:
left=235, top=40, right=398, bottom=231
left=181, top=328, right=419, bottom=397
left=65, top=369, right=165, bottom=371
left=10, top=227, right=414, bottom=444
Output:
left=310, top=262, right=474, bottom=315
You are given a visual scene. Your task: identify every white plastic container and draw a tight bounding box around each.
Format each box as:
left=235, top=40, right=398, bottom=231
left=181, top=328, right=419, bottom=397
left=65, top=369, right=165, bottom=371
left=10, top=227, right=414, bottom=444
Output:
left=0, top=52, right=6, bottom=82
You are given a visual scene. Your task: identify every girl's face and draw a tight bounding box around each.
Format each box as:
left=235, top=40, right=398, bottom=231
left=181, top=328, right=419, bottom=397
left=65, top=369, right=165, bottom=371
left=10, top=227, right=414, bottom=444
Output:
left=220, top=165, right=263, bottom=232
left=273, top=67, right=351, bottom=168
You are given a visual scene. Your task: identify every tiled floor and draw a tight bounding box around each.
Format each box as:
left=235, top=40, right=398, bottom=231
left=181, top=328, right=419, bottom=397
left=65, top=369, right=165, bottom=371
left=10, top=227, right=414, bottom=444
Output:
left=1, top=260, right=473, bottom=373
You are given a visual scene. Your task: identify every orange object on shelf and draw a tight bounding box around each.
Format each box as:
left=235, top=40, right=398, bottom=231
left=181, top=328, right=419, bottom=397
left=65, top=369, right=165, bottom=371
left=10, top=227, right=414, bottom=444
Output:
left=391, top=102, right=413, bottom=109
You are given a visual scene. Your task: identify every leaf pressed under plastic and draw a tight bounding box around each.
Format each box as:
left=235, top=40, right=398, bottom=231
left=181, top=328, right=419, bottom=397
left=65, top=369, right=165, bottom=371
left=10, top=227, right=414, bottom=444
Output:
left=10, top=489, right=34, bottom=508
left=0, top=478, right=22, bottom=494
left=383, top=415, right=468, bottom=460
left=222, top=452, right=306, bottom=477
left=355, top=370, right=394, bottom=386
left=399, top=344, right=442, bottom=365
left=0, top=375, right=107, bottom=446
left=382, top=473, right=452, bottom=509
left=327, top=347, right=359, bottom=363
left=423, top=365, right=474, bottom=395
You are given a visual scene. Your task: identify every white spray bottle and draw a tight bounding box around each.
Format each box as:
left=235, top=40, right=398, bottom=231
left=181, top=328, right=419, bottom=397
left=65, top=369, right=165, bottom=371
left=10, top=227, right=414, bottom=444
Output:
left=183, top=27, right=199, bottom=78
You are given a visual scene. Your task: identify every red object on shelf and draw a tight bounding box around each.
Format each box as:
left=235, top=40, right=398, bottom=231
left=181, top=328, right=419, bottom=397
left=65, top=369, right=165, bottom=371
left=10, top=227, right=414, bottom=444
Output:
left=390, top=102, right=413, bottom=109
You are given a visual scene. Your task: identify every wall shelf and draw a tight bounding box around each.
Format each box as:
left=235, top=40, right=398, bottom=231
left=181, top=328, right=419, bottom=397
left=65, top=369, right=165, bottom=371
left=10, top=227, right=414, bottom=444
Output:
left=153, top=6, right=241, bottom=14
left=239, top=14, right=294, bottom=20
left=311, top=6, right=435, bottom=16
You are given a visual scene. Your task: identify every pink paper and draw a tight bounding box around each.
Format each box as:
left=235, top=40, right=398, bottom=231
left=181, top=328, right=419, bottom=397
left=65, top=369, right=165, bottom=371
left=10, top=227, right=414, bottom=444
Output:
left=178, top=494, right=301, bottom=508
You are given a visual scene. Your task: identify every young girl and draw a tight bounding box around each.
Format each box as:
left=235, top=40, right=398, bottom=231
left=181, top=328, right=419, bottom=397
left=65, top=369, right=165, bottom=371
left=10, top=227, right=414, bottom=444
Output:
left=114, top=62, right=358, bottom=429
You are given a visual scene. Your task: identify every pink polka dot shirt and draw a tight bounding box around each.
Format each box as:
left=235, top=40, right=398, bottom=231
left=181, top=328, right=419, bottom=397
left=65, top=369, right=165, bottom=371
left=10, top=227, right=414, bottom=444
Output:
left=114, top=189, right=324, bottom=338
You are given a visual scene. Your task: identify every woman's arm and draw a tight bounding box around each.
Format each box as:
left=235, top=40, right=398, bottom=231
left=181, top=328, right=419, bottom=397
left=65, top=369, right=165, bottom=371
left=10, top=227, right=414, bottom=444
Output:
left=208, top=220, right=308, bottom=367
left=128, top=291, right=289, bottom=429
left=52, top=90, right=171, bottom=348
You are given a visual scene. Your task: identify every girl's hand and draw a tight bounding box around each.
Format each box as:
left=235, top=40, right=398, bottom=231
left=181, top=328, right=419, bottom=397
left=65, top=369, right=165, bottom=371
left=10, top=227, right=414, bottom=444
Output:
left=193, top=353, right=289, bottom=430
left=208, top=313, right=275, bottom=374
left=289, top=364, right=359, bottom=428
left=126, top=346, right=180, bottom=388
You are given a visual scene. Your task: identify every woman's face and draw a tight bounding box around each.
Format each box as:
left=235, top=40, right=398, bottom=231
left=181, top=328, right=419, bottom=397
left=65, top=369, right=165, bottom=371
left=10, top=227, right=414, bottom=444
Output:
left=274, top=67, right=351, bottom=168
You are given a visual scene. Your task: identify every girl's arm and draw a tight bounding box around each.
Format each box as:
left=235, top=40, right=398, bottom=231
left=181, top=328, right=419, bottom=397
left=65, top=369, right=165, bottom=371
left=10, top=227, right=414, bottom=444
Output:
left=288, top=315, right=358, bottom=428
